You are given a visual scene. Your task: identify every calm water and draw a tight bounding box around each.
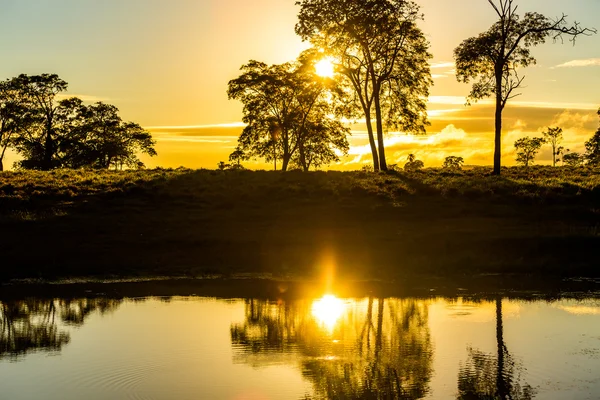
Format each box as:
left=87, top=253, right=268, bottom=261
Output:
left=1, top=286, right=599, bottom=400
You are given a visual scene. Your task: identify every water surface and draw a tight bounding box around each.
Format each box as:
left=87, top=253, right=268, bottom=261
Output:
left=1, top=284, right=599, bottom=399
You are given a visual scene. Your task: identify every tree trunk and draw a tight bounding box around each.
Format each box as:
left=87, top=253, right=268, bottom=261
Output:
left=552, top=144, right=556, bottom=167
left=375, top=298, right=384, bottom=360
left=365, top=110, right=380, bottom=172
left=495, top=297, right=508, bottom=399
left=281, top=155, right=290, bottom=172
left=0, top=157, right=3, bottom=172
left=493, top=73, right=503, bottom=176
left=43, top=125, right=54, bottom=171
left=374, top=92, right=388, bottom=171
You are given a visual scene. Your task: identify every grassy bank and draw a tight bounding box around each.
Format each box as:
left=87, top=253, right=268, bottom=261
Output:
left=0, top=167, right=599, bottom=282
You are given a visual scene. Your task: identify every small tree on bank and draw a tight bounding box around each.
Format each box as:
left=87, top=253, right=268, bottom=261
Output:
left=443, top=156, right=465, bottom=170
left=542, top=127, right=563, bottom=167
left=404, top=153, right=424, bottom=171
left=454, top=0, right=595, bottom=175
left=562, top=151, right=584, bottom=167
left=514, top=137, right=544, bottom=167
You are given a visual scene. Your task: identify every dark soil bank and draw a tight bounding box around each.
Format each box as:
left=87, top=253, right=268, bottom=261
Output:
left=1, top=167, right=599, bottom=281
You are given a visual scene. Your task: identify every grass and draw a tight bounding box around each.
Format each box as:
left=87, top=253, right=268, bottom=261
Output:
left=0, top=166, right=599, bottom=282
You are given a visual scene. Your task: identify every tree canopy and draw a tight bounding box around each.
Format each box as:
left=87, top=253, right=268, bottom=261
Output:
left=227, top=54, right=349, bottom=171
left=296, top=0, right=432, bottom=171
left=1, top=74, right=156, bottom=170
left=585, top=108, right=600, bottom=165
left=454, top=0, right=595, bottom=175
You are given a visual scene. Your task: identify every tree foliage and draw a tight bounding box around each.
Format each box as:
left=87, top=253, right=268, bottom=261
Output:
left=1, top=74, right=156, bottom=170
left=585, top=108, right=600, bottom=166
left=562, top=151, right=584, bottom=167
left=454, top=0, right=595, bottom=175
left=541, top=126, right=563, bottom=167
left=227, top=54, right=349, bottom=172
left=443, top=156, right=465, bottom=170
left=514, top=136, right=544, bottom=167
left=296, top=0, right=432, bottom=171
left=404, top=153, right=424, bottom=171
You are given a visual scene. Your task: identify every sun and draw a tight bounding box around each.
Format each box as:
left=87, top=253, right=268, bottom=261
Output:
left=315, top=58, right=335, bottom=78
left=312, top=295, right=345, bottom=331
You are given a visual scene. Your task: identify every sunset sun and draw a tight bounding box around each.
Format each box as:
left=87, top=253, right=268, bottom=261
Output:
left=315, top=58, right=335, bottom=78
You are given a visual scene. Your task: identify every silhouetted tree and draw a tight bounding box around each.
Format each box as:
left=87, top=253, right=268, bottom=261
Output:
left=0, top=81, right=30, bottom=171
left=443, top=156, right=465, bottom=170
left=228, top=148, right=246, bottom=170
left=296, top=0, right=432, bottom=171
left=562, top=151, right=584, bottom=167
left=404, top=153, right=424, bottom=171
left=55, top=98, right=156, bottom=169
left=12, top=94, right=156, bottom=170
left=454, top=0, right=595, bottom=175
left=231, top=297, right=433, bottom=399
left=228, top=55, right=349, bottom=171
left=542, top=127, right=563, bottom=167
left=7, top=74, right=68, bottom=170
left=457, top=298, right=536, bottom=400
left=585, top=108, right=600, bottom=165
left=514, top=136, right=544, bottom=167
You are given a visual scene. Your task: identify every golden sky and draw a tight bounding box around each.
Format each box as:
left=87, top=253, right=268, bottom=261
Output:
left=0, top=0, right=598, bottom=169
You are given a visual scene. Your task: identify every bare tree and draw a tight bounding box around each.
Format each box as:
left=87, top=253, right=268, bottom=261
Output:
left=454, top=0, right=596, bottom=175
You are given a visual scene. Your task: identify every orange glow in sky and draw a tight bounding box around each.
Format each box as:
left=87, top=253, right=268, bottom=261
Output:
left=0, top=0, right=598, bottom=170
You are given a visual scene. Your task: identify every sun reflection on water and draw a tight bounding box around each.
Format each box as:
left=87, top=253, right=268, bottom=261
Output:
left=311, top=295, right=345, bottom=331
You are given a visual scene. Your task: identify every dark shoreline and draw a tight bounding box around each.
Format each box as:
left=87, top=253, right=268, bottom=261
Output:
left=1, top=168, right=599, bottom=283
left=1, top=275, right=599, bottom=301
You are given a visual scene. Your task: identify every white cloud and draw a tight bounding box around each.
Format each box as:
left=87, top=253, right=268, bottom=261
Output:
left=57, top=94, right=108, bottom=102
left=555, top=58, right=600, bottom=68
left=146, top=122, right=246, bottom=130
left=430, top=61, right=455, bottom=69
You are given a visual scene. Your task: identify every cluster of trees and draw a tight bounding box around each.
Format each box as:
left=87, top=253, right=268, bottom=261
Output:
left=227, top=55, right=350, bottom=172
left=514, top=110, right=600, bottom=167
left=0, top=74, right=156, bottom=171
left=226, top=0, right=595, bottom=174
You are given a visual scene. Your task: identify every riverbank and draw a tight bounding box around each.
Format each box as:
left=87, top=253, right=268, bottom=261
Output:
left=0, top=167, right=599, bottom=282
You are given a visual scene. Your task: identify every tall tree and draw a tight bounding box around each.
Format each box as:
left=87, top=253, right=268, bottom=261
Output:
left=542, top=126, right=563, bottom=167
left=228, top=56, right=349, bottom=171
left=296, top=0, right=432, bottom=171
left=454, top=0, right=596, bottom=175
left=8, top=74, right=68, bottom=170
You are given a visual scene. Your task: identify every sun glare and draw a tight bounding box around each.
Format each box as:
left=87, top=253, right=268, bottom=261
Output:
left=315, top=58, right=335, bottom=78
left=312, top=295, right=345, bottom=331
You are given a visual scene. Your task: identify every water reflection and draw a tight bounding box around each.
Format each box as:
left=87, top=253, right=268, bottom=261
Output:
left=0, top=298, right=122, bottom=360
left=231, top=296, right=433, bottom=399
left=457, top=298, right=535, bottom=400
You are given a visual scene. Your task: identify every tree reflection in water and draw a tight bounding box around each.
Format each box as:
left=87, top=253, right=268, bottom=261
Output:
left=457, top=298, right=536, bottom=400
left=0, top=298, right=122, bottom=360
left=231, top=296, right=433, bottom=399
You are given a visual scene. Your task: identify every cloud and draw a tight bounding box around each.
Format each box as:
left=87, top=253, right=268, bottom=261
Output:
left=146, top=122, right=246, bottom=130
left=146, top=123, right=246, bottom=137
left=555, top=58, right=600, bottom=68
left=430, top=61, right=455, bottom=69
left=57, top=94, right=109, bottom=102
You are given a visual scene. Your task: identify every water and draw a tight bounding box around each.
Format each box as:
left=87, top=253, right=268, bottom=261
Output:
left=0, top=282, right=599, bottom=400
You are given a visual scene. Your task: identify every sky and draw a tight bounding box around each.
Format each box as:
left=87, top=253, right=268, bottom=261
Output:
left=0, top=0, right=599, bottom=169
